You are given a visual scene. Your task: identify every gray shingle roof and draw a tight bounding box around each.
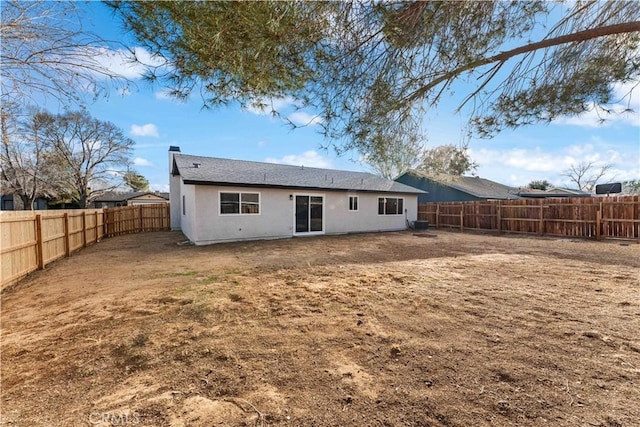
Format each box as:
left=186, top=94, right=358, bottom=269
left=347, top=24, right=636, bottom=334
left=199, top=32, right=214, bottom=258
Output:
left=173, top=154, right=424, bottom=194
left=404, top=171, right=518, bottom=199
left=94, top=191, right=169, bottom=202
left=516, top=187, right=590, bottom=198
left=443, top=176, right=517, bottom=199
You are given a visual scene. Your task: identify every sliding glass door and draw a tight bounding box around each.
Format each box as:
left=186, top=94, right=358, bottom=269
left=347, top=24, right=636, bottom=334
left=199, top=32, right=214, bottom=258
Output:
left=295, top=195, right=324, bottom=234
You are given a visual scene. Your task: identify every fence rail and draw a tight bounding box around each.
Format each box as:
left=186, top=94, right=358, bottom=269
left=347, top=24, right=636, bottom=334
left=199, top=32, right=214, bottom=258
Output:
left=418, top=196, right=639, bottom=240
left=1, top=204, right=170, bottom=289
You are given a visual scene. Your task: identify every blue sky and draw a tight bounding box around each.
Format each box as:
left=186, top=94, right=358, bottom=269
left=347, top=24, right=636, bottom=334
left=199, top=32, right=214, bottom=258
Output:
left=74, top=3, right=640, bottom=192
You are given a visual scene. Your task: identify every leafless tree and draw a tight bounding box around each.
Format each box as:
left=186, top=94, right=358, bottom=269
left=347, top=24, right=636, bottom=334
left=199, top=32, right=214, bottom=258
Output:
left=562, top=161, right=613, bottom=193
left=39, top=111, right=135, bottom=208
left=1, top=0, right=130, bottom=106
left=0, top=106, right=65, bottom=210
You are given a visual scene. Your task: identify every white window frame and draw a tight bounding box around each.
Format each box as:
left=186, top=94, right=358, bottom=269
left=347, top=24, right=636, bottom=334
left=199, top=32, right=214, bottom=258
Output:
left=348, top=195, right=359, bottom=212
left=377, top=196, right=404, bottom=215
left=219, top=191, right=261, bottom=216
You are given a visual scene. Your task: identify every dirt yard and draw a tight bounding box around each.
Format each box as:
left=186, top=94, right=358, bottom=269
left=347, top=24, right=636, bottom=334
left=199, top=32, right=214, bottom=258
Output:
left=1, top=230, right=639, bottom=426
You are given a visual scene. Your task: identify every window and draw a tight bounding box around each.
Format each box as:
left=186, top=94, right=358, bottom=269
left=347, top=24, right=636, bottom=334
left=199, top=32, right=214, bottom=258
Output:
left=348, top=196, right=358, bottom=211
left=378, top=197, right=404, bottom=215
left=220, top=192, right=260, bottom=215
left=182, top=195, right=186, bottom=215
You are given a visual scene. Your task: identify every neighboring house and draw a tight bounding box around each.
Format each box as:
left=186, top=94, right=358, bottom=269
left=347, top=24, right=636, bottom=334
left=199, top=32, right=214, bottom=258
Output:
left=515, top=187, right=591, bottom=198
left=395, top=171, right=519, bottom=203
left=0, top=194, right=49, bottom=210
left=169, top=147, right=425, bottom=245
left=92, top=191, right=170, bottom=208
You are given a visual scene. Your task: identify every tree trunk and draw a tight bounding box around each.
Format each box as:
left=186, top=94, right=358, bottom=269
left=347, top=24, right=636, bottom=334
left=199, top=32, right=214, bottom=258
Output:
left=20, top=194, right=35, bottom=211
left=78, top=194, right=88, bottom=209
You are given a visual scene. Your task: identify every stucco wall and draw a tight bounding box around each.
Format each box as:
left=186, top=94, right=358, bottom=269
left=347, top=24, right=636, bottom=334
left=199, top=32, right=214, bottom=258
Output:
left=179, top=182, right=197, bottom=242
left=169, top=170, right=182, bottom=230
left=186, top=185, right=418, bottom=245
left=192, top=186, right=293, bottom=244
left=324, top=192, right=416, bottom=234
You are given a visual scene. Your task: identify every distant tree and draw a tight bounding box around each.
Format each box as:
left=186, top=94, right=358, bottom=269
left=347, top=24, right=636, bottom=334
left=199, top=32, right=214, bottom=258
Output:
left=364, top=129, right=425, bottom=179
left=622, top=179, right=640, bottom=194
left=39, top=111, right=134, bottom=208
left=528, top=179, right=552, bottom=190
left=416, top=144, right=477, bottom=176
left=562, top=161, right=613, bottom=193
left=0, top=106, right=65, bottom=210
left=123, top=170, right=150, bottom=192
left=1, top=0, right=130, bottom=107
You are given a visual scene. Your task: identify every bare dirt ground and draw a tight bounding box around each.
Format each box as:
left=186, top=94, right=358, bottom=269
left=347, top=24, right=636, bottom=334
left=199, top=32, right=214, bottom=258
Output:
left=1, top=230, right=639, bottom=427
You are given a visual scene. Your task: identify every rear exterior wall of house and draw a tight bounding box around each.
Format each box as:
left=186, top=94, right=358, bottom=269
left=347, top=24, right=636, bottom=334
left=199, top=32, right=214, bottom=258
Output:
left=178, top=184, right=417, bottom=245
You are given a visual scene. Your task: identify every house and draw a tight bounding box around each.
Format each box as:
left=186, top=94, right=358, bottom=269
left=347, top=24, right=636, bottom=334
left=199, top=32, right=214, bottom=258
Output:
left=515, top=187, right=591, bottom=198
left=92, top=191, right=170, bottom=208
left=395, top=171, right=519, bottom=203
left=0, top=194, right=49, bottom=210
left=169, top=147, right=425, bottom=245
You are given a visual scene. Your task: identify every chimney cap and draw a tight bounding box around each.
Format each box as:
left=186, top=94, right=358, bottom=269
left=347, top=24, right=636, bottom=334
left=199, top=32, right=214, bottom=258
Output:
left=169, top=146, right=181, bottom=152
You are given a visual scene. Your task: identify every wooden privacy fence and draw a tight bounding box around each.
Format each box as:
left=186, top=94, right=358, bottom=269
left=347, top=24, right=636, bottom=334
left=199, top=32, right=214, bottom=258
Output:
left=418, top=195, right=639, bottom=240
left=0, top=204, right=170, bottom=289
left=104, top=204, right=170, bottom=236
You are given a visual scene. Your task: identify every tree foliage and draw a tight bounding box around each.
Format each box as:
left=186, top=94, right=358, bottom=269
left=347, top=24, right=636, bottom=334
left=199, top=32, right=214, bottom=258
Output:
left=1, top=0, right=129, bottom=106
left=622, top=179, right=640, bottom=194
left=417, top=144, right=477, bottom=176
left=528, top=180, right=553, bottom=190
left=124, top=170, right=150, bottom=192
left=108, top=1, right=640, bottom=159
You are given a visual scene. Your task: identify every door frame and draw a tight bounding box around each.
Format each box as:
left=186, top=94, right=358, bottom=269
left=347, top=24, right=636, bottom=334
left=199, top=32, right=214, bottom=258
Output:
left=292, top=193, right=326, bottom=236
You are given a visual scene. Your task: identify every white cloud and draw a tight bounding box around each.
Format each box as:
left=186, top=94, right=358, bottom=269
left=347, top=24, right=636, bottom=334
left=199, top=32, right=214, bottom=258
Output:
left=257, top=140, right=267, bottom=148
left=265, top=150, right=332, bottom=168
left=287, top=111, right=324, bottom=126
left=554, top=81, right=640, bottom=128
left=154, top=90, right=173, bottom=100
left=130, top=123, right=159, bottom=137
left=92, top=47, right=168, bottom=80
left=470, top=142, right=637, bottom=188
left=133, top=157, right=153, bottom=167
left=150, top=184, right=169, bottom=192
left=554, top=105, right=639, bottom=128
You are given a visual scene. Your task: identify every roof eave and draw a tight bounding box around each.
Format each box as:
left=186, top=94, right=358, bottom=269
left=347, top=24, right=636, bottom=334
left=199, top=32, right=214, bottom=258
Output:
left=181, top=179, right=425, bottom=194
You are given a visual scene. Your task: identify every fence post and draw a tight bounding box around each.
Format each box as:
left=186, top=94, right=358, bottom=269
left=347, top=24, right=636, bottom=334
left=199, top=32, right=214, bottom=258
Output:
left=63, top=213, right=70, bottom=257
left=95, top=211, right=100, bottom=242
left=139, top=205, right=143, bottom=232
left=435, top=204, right=440, bottom=228
left=539, top=203, right=544, bottom=235
left=103, top=209, right=109, bottom=238
left=82, top=212, right=87, bottom=248
left=497, top=200, right=502, bottom=234
left=460, top=208, right=464, bottom=232
left=35, top=214, right=44, bottom=269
